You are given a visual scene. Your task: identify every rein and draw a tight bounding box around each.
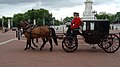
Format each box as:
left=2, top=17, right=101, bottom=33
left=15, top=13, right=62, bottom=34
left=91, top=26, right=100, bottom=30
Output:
left=25, top=25, right=51, bottom=37
left=19, top=21, right=52, bottom=37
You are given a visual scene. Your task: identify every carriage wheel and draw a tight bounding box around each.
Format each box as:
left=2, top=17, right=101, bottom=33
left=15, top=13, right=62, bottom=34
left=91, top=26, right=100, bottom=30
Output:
left=62, top=36, right=78, bottom=52
left=101, top=34, right=120, bottom=53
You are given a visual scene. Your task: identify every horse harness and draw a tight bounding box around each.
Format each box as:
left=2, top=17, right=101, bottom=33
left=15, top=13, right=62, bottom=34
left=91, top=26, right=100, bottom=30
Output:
left=23, top=24, right=34, bottom=33
left=23, top=24, right=51, bottom=37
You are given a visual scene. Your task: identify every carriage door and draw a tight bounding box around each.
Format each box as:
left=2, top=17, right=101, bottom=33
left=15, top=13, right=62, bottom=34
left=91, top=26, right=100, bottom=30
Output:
left=82, top=21, right=99, bottom=44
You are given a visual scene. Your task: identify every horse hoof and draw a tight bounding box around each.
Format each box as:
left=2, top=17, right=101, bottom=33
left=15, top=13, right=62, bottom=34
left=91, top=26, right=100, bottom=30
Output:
left=40, top=48, right=42, bottom=51
left=50, top=50, right=52, bottom=52
left=36, top=46, right=38, bottom=48
left=92, top=47, right=96, bottom=49
left=50, top=49, right=52, bottom=52
left=40, top=46, right=44, bottom=50
left=32, top=48, right=35, bottom=50
left=27, top=47, right=30, bottom=49
left=24, top=48, right=27, bottom=50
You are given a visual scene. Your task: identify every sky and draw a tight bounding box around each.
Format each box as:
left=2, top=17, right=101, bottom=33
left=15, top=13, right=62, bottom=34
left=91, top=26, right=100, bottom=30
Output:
left=0, top=0, right=120, bottom=20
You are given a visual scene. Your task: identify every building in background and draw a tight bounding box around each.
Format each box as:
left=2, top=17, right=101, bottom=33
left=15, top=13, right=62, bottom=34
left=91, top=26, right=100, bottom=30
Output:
left=82, top=0, right=96, bottom=20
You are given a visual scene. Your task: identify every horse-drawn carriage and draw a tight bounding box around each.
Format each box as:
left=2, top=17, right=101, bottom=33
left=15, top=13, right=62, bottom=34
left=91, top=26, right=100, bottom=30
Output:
left=62, top=19, right=120, bottom=53
left=17, top=20, right=120, bottom=53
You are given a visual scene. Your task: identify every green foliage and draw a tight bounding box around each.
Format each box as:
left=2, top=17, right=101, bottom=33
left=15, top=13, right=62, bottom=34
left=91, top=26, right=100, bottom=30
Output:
left=2, top=16, right=7, bottom=27
left=63, top=16, right=73, bottom=23
left=13, top=8, right=60, bottom=27
left=115, top=12, right=120, bottom=23
left=64, top=13, right=120, bottom=24
left=0, top=16, right=12, bottom=27
left=54, top=20, right=63, bottom=26
left=96, top=13, right=118, bottom=23
left=96, top=14, right=109, bottom=19
left=108, top=15, right=116, bottom=23
left=3, top=8, right=120, bottom=27
left=13, top=13, right=24, bottom=27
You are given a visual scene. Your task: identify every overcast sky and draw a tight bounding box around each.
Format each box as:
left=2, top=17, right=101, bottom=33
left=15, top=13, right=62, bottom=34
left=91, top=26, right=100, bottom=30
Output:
left=0, top=0, right=120, bottom=20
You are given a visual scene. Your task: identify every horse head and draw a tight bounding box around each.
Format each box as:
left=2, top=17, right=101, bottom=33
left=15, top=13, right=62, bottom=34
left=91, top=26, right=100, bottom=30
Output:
left=18, top=21, right=29, bottom=30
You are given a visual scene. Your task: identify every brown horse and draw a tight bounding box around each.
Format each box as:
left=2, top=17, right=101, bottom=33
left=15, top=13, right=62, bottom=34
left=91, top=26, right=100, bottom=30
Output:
left=18, top=21, right=58, bottom=51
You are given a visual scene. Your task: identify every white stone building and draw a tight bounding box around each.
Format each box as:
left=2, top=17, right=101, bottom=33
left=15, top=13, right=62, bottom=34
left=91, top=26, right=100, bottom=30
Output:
left=82, top=0, right=96, bottom=20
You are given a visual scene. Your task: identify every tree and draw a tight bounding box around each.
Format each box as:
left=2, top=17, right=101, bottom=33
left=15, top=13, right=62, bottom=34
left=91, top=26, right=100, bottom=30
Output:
left=108, top=15, right=116, bottom=23
left=96, top=14, right=116, bottom=23
left=54, top=20, right=62, bottom=26
left=2, top=16, right=9, bottom=27
left=13, top=13, right=24, bottom=27
left=115, top=12, right=120, bottom=23
left=13, top=8, right=56, bottom=26
left=96, top=14, right=109, bottom=19
left=63, top=16, right=73, bottom=23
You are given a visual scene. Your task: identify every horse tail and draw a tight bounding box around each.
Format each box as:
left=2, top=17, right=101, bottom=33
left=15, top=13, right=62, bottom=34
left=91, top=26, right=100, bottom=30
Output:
left=49, top=28, right=58, bottom=45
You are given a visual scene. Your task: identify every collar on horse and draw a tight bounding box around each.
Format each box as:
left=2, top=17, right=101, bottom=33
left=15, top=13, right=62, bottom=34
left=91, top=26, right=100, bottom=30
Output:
left=22, top=23, right=51, bottom=37
left=23, top=24, right=37, bottom=34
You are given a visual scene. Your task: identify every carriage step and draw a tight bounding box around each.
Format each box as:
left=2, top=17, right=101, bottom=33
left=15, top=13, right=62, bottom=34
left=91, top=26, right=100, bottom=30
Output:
left=91, top=44, right=96, bottom=49
left=92, top=47, right=96, bottom=49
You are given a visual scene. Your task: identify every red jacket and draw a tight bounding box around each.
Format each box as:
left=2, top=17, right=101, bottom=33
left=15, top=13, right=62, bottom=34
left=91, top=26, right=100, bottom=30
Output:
left=70, top=17, right=81, bottom=29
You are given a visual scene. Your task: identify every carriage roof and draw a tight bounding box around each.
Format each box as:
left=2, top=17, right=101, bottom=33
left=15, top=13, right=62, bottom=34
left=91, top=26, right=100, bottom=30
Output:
left=81, top=19, right=110, bottom=22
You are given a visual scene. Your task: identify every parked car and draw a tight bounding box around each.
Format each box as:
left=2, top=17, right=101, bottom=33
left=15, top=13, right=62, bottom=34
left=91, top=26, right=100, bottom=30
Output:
left=12, top=27, right=17, bottom=31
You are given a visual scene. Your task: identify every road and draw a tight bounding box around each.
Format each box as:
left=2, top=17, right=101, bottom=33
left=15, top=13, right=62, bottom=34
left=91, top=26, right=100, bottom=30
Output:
left=0, top=30, right=120, bottom=67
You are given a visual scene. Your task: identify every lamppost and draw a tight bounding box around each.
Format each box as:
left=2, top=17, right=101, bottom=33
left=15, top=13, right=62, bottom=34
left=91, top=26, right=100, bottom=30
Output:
left=52, top=17, right=55, bottom=29
left=11, top=18, right=13, bottom=28
left=2, top=17, right=4, bottom=30
left=8, top=19, right=11, bottom=29
left=32, top=9, right=36, bottom=25
left=43, top=11, right=45, bottom=25
left=28, top=11, right=31, bottom=24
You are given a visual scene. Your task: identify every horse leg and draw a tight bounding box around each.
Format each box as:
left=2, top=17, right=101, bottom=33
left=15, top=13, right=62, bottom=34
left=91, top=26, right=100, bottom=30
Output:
left=28, top=38, right=35, bottom=50
left=40, top=38, right=48, bottom=50
left=30, top=39, right=35, bottom=50
left=48, top=37, right=53, bottom=52
left=24, top=39, right=30, bottom=50
left=32, top=38, right=38, bottom=48
left=36, top=38, right=38, bottom=43
left=24, top=39, right=29, bottom=50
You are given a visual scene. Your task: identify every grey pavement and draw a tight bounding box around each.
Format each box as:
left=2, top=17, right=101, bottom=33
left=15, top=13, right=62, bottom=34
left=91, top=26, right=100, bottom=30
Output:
left=0, top=30, right=120, bottom=67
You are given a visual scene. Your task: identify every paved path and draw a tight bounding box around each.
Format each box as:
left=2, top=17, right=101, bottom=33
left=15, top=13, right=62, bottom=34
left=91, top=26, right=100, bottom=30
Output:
left=0, top=30, right=120, bottom=67
left=0, top=38, right=17, bottom=46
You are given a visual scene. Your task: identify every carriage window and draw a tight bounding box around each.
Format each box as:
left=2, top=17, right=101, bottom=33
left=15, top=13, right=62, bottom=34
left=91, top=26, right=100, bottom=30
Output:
left=90, top=22, right=94, bottom=30
left=82, top=22, right=95, bottom=31
left=82, top=22, right=86, bottom=31
left=86, top=22, right=90, bottom=30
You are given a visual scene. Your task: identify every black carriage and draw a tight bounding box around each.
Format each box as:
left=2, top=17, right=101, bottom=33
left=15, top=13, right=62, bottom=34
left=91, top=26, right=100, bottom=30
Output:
left=62, top=19, right=120, bottom=53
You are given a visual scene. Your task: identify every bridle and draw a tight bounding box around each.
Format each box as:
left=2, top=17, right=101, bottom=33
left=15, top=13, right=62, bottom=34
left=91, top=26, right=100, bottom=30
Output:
left=18, top=21, right=31, bottom=34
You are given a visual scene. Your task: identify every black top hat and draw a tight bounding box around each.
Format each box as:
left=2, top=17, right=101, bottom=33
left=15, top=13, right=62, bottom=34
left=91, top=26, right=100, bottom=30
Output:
left=73, top=12, right=79, bottom=16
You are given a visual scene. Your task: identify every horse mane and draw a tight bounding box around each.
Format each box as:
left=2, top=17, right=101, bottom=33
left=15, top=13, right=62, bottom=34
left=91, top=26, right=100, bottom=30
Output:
left=23, top=21, right=29, bottom=25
